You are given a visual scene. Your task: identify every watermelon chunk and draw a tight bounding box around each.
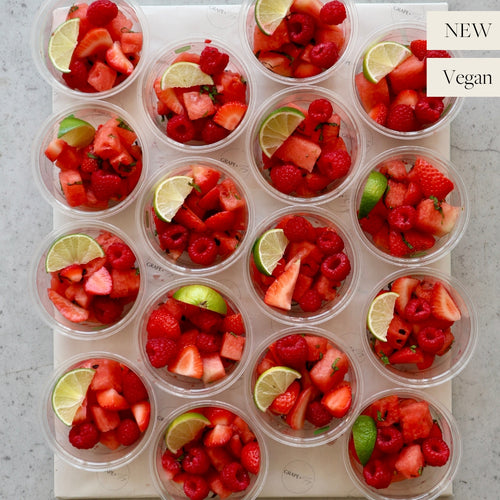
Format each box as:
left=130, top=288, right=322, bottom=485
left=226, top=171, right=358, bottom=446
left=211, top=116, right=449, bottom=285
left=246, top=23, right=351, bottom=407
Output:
left=275, top=135, right=322, bottom=172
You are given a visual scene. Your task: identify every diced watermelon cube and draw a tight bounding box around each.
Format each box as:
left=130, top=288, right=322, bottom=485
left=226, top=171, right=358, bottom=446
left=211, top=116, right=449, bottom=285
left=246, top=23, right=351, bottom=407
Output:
left=220, top=332, right=245, bottom=361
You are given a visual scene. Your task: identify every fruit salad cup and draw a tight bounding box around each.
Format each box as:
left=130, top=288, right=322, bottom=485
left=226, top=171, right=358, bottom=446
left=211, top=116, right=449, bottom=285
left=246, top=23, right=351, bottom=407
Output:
left=150, top=401, right=267, bottom=500
left=246, top=86, right=364, bottom=205
left=32, top=0, right=148, bottom=99
left=137, top=157, right=253, bottom=277
left=352, top=21, right=463, bottom=140
left=246, top=206, right=359, bottom=325
left=41, top=352, right=157, bottom=470
left=33, top=101, right=147, bottom=218
left=240, top=0, right=358, bottom=85
left=344, top=388, right=461, bottom=500
left=140, top=36, right=256, bottom=153
left=362, top=267, right=477, bottom=388
left=31, top=221, right=145, bottom=339
left=138, top=279, right=252, bottom=398
left=351, top=146, right=469, bottom=266
left=247, top=327, right=362, bottom=447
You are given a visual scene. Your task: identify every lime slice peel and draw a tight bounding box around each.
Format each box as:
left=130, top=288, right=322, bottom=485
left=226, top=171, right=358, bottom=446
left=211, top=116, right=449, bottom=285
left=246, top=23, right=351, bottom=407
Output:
left=153, top=175, right=194, bottom=223
left=253, top=365, right=301, bottom=412
left=253, top=228, right=289, bottom=276
left=363, top=41, right=412, bottom=84
left=165, top=412, right=210, bottom=453
left=48, top=18, right=80, bottom=73
left=254, top=0, right=294, bottom=35
left=367, top=291, right=399, bottom=342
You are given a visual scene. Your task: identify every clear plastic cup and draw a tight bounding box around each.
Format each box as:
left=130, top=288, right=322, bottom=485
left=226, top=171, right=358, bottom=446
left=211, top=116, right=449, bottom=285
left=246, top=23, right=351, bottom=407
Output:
left=30, top=220, right=145, bottom=340
left=246, top=86, right=365, bottom=205
left=136, top=157, right=254, bottom=277
left=351, top=146, right=469, bottom=267
left=351, top=21, right=463, bottom=140
left=138, top=278, right=252, bottom=398
left=32, top=101, right=148, bottom=219
left=150, top=400, right=268, bottom=500
left=140, top=36, right=256, bottom=154
left=246, top=327, right=362, bottom=447
left=245, top=205, right=360, bottom=325
left=343, top=388, right=461, bottom=500
left=239, top=0, right=358, bottom=85
left=31, top=0, right=148, bottom=99
left=361, top=267, right=477, bottom=388
left=40, top=351, right=157, bottom=471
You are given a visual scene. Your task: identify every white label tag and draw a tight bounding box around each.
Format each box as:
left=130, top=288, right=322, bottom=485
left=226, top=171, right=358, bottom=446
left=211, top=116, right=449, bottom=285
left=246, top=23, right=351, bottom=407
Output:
left=427, top=11, right=500, bottom=50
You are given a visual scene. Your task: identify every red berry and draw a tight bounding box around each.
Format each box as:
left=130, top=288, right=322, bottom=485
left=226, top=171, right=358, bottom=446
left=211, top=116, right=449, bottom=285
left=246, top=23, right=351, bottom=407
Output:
left=317, top=149, right=351, bottom=180
left=270, top=163, right=303, bottom=195
left=91, top=296, right=124, bottom=324
left=183, top=473, right=210, bottom=500
left=62, top=59, right=91, bottom=92
left=305, top=400, right=334, bottom=427
left=201, top=119, right=229, bottom=144
left=415, top=96, right=445, bottom=125
left=121, top=370, right=148, bottom=405
left=146, top=337, right=178, bottom=368
left=195, top=331, right=222, bottom=353
left=106, top=241, right=136, bottom=269
left=147, top=308, right=181, bottom=340
left=316, top=228, right=344, bottom=255
left=320, top=1, right=347, bottom=25
left=310, top=41, right=339, bottom=69
left=199, top=46, right=229, bottom=75
left=426, top=49, right=451, bottom=59
left=308, top=98, right=333, bottom=123
left=116, top=418, right=140, bottom=446
left=375, top=425, right=403, bottom=454
left=167, top=114, right=196, bottom=143
left=404, top=297, right=431, bottom=322
left=275, top=334, right=308, bottom=368
left=80, top=145, right=100, bottom=173
left=298, top=288, right=323, bottom=312
left=362, top=458, right=393, bottom=489
left=161, top=449, right=182, bottom=479
left=422, top=437, right=450, bottom=466
left=221, top=462, right=251, bottom=492
left=387, top=205, right=417, bottom=231
left=241, top=441, right=260, bottom=475
left=416, top=327, right=445, bottom=354
left=387, top=104, right=418, bottom=132
left=90, top=169, right=121, bottom=201
left=287, top=13, right=316, bottom=45
left=87, top=0, right=118, bottom=26
left=182, top=446, right=211, bottom=475
left=410, top=39, right=427, bottom=60
left=158, top=223, right=189, bottom=252
left=221, top=313, right=245, bottom=335
left=320, top=252, right=351, bottom=281
left=283, top=215, right=316, bottom=242
left=68, top=422, right=100, bottom=449
left=187, top=235, right=218, bottom=266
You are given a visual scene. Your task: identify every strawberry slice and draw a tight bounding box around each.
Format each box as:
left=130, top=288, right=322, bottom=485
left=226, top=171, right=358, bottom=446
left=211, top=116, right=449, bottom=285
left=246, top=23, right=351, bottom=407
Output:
left=213, top=102, right=248, bottom=131
left=106, top=41, right=134, bottom=75
left=391, top=276, right=420, bottom=315
left=168, top=345, right=203, bottom=379
left=269, top=379, right=301, bottom=415
left=205, top=210, right=236, bottom=232
left=96, top=388, right=129, bottom=411
left=264, top=258, right=301, bottom=310
left=131, top=400, right=151, bottom=432
left=47, top=289, right=89, bottom=323
left=173, top=204, right=207, bottom=232
left=191, top=165, right=221, bottom=195
left=203, top=423, right=234, bottom=447
left=285, top=385, right=313, bottom=430
left=59, top=263, right=84, bottom=283
left=430, top=281, right=461, bottom=322
left=84, top=266, right=113, bottom=295
left=90, top=405, right=120, bottom=432
left=321, top=381, right=352, bottom=418
left=388, top=346, right=425, bottom=365
left=204, top=407, right=235, bottom=427
left=410, top=157, right=454, bottom=200
left=74, top=27, right=113, bottom=58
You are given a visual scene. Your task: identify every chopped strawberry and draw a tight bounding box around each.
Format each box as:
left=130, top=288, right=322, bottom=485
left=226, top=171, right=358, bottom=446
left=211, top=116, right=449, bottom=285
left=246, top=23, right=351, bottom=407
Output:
left=84, top=266, right=112, bottom=295
left=74, top=27, right=114, bottom=58
left=96, top=388, right=129, bottom=411
left=168, top=345, right=204, bottom=379
left=213, top=102, right=248, bottom=131
left=204, top=424, right=234, bottom=448
left=131, top=401, right=151, bottom=432
left=410, top=156, right=454, bottom=200
left=285, top=386, right=313, bottom=430
left=391, top=276, right=420, bottom=315
left=105, top=41, right=134, bottom=75
left=430, top=281, right=461, bottom=322
left=264, top=258, right=301, bottom=310
left=47, top=289, right=89, bottom=323
left=321, top=381, right=352, bottom=418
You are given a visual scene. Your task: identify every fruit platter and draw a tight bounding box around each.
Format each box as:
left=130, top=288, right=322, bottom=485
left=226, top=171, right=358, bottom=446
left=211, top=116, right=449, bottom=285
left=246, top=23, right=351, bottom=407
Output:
left=33, top=1, right=471, bottom=499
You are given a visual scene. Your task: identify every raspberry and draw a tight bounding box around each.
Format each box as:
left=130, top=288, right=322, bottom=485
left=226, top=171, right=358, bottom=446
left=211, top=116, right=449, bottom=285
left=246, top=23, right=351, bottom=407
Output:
left=298, top=288, right=323, bottom=312
left=201, top=119, right=229, bottom=144
left=275, top=334, right=309, bottom=368
left=147, top=308, right=181, bottom=340
left=269, top=163, right=303, bottom=195
left=122, top=370, right=148, bottom=404
left=415, top=96, right=445, bottom=125
left=62, top=59, right=91, bottom=92
left=375, top=425, right=404, bottom=454
left=87, top=0, right=118, bottom=26
left=199, top=46, right=229, bottom=75
left=90, top=169, right=121, bottom=201
left=387, top=205, right=417, bottom=231
left=166, top=114, right=196, bottom=143
left=68, top=422, right=100, bottom=449
left=161, top=449, right=182, bottom=479
left=404, top=297, right=431, bottom=322
left=283, top=215, right=316, bottom=242
left=146, top=337, right=178, bottom=368
left=195, top=331, right=222, bottom=353
left=221, top=462, right=251, bottom=492
left=81, top=145, right=100, bottom=173
left=287, top=13, right=316, bottom=45
left=106, top=241, right=136, bottom=269
left=189, top=308, right=222, bottom=334
left=320, top=1, right=347, bottom=25
left=426, top=49, right=451, bottom=59
left=187, top=235, right=218, bottom=266
left=416, top=327, right=445, bottom=354
left=241, top=441, right=260, bottom=475
left=317, top=149, right=351, bottom=180
left=116, top=418, right=140, bottom=446
left=306, top=172, right=330, bottom=192
left=320, top=252, right=351, bottom=281
left=359, top=213, right=385, bottom=237
left=158, top=224, right=189, bottom=252
left=362, top=458, right=393, bottom=490
left=306, top=400, right=333, bottom=427
left=308, top=98, right=333, bottom=123
left=183, top=473, right=210, bottom=500
left=182, top=446, right=211, bottom=475
left=310, top=41, right=339, bottom=69
left=91, top=296, right=124, bottom=324
left=410, top=39, right=427, bottom=60
left=316, top=228, right=344, bottom=255
left=421, top=437, right=450, bottom=466
left=386, top=104, right=418, bottom=132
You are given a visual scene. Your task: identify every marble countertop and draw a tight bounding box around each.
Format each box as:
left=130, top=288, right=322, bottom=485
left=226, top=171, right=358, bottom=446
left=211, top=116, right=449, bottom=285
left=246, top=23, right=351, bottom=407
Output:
left=1, top=0, right=498, bottom=498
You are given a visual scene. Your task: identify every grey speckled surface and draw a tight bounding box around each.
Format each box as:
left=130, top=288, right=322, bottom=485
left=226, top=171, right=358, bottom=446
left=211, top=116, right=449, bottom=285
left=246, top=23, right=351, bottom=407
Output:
left=1, top=0, right=499, bottom=499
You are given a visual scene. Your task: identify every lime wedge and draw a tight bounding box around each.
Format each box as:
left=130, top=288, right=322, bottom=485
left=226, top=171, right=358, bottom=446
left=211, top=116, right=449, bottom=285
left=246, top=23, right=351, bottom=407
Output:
left=367, top=291, right=399, bottom=342
left=358, top=171, right=388, bottom=219
left=160, top=61, right=214, bottom=89
left=254, top=0, right=294, bottom=35
left=165, top=412, right=211, bottom=453
left=258, top=106, right=305, bottom=158
left=173, top=284, right=227, bottom=315
left=363, top=41, right=412, bottom=84
left=352, top=415, right=377, bottom=465
left=51, top=368, right=95, bottom=426
left=45, top=234, right=105, bottom=273
left=252, top=228, right=289, bottom=276
left=57, top=114, right=96, bottom=148
left=153, top=175, right=194, bottom=223
left=48, top=18, right=80, bottom=73
left=253, top=366, right=301, bottom=412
